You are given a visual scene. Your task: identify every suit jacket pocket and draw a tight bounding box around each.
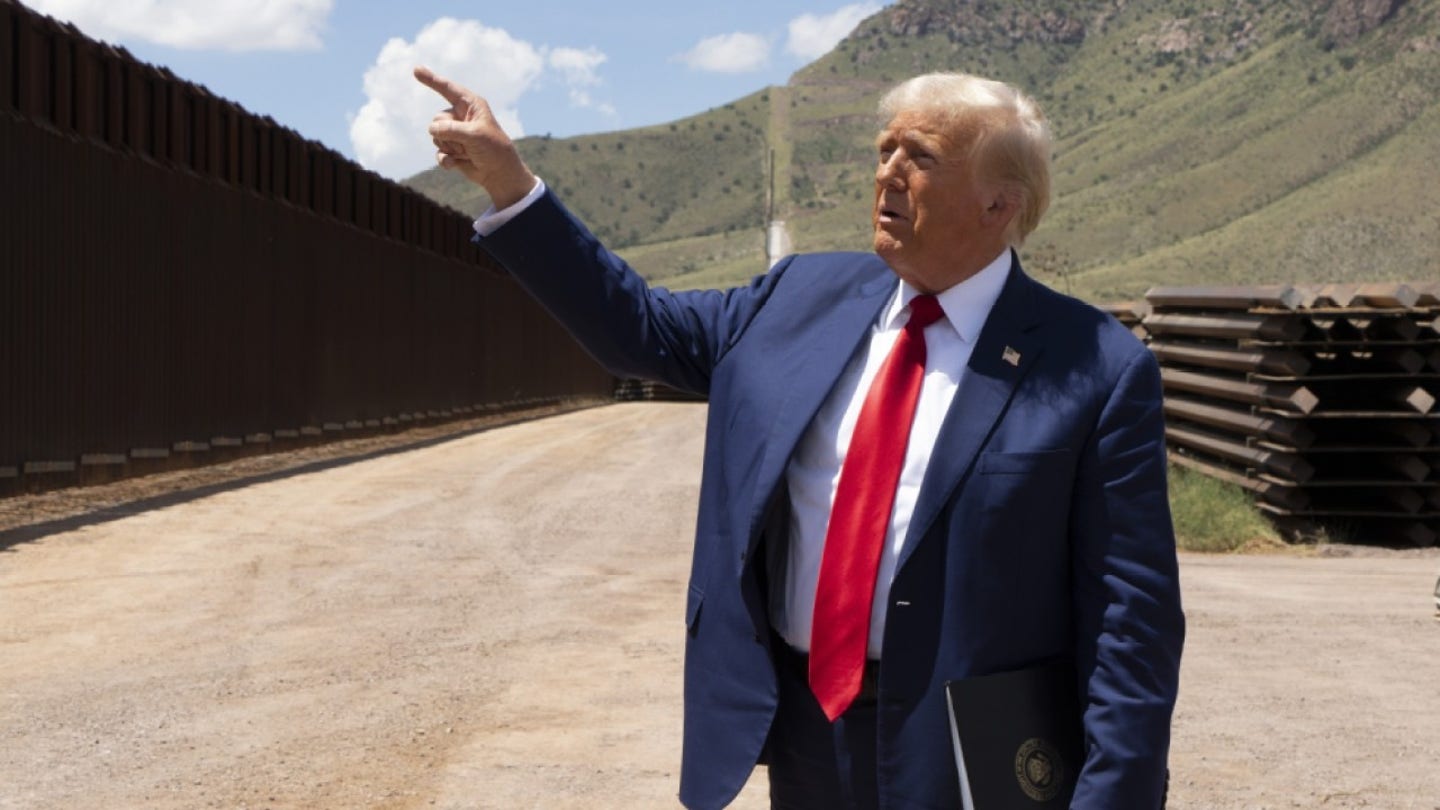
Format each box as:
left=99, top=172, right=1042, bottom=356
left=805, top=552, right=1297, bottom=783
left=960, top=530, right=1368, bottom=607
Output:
left=977, top=448, right=1073, bottom=475
left=972, top=449, right=1077, bottom=572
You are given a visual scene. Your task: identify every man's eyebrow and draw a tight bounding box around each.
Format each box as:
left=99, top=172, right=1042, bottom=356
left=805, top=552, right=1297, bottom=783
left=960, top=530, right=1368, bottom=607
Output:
left=876, top=128, right=943, bottom=151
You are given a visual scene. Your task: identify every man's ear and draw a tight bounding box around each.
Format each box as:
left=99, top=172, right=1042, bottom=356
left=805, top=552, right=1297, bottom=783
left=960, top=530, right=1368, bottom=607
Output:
left=980, top=188, right=1019, bottom=231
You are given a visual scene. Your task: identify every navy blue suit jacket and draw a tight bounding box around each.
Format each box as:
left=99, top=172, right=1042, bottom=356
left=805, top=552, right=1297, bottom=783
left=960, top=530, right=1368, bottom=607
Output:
left=479, top=191, right=1185, bottom=810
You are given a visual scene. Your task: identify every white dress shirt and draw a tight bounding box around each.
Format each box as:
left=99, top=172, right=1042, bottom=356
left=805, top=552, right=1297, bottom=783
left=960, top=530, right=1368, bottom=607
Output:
left=774, top=251, right=1012, bottom=658
left=473, top=178, right=548, bottom=236
left=475, top=179, right=1012, bottom=659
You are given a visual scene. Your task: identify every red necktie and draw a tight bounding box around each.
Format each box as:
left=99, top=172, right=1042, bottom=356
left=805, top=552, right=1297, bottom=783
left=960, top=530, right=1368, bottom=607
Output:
left=809, top=294, right=944, bottom=721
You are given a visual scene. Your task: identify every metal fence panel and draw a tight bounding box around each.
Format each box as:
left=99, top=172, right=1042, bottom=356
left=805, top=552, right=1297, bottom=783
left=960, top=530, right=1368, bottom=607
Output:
left=1, top=2, right=615, bottom=492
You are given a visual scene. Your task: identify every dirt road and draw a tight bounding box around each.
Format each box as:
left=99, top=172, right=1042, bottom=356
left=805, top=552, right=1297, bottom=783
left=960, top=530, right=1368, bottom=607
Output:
left=2, top=403, right=1437, bottom=809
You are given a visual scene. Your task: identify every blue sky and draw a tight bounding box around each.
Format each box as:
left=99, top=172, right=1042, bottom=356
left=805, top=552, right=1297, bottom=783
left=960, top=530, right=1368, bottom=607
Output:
left=27, top=1, right=889, bottom=179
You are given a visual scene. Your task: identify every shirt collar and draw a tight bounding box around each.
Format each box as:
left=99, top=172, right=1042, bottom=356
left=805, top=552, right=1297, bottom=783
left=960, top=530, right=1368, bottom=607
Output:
left=882, top=249, right=1013, bottom=344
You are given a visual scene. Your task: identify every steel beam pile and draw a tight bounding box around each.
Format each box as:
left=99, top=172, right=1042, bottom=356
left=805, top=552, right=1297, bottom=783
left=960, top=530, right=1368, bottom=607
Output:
left=1101, top=301, right=1151, bottom=341
left=1144, top=282, right=1440, bottom=546
left=613, top=379, right=707, bottom=403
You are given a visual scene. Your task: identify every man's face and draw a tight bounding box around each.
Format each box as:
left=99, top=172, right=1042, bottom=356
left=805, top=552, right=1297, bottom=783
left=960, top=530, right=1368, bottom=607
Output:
left=871, top=110, right=1007, bottom=293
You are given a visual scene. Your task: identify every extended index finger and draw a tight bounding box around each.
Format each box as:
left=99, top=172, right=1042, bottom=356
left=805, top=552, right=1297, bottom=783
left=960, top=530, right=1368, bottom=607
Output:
left=414, top=66, right=468, bottom=107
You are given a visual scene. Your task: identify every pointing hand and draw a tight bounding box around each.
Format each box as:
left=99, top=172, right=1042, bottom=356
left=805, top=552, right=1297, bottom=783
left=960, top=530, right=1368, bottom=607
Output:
left=414, top=66, right=537, bottom=209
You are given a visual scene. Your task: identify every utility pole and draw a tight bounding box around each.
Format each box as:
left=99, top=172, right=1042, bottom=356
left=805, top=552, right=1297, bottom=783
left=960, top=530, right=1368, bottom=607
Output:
left=765, top=146, right=788, bottom=268
left=765, top=147, right=775, bottom=224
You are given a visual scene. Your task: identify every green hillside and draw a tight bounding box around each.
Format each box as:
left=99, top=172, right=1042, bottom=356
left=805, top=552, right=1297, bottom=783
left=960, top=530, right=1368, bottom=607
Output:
left=408, top=0, right=1440, bottom=300
left=406, top=89, right=776, bottom=285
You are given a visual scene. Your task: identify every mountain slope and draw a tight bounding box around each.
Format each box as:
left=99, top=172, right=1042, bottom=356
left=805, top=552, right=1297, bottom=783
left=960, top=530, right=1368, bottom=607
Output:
left=408, top=0, right=1440, bottom=300
left=406, top=90, right=775, bottom=285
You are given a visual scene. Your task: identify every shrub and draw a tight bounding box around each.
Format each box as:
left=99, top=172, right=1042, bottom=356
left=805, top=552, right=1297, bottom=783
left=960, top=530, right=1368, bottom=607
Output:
left=1168, top=464, right=1280, bottom=553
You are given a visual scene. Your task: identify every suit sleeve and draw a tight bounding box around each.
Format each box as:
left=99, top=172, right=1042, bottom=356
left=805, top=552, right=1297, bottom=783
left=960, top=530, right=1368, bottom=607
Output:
left=474, top=190, right=785, bottom=395
left=1068, top=345, right=1185, bottom=807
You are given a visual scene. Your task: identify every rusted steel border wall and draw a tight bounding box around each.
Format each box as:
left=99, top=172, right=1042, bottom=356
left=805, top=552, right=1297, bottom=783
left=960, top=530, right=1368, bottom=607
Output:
left=1130, top=283, right=1440, bottom=547
left=0, top=1, right=615, bottom=491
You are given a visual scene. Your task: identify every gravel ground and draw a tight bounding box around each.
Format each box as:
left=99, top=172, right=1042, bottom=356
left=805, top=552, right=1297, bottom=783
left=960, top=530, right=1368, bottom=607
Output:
left=2, top=402, right=1437, bottom=809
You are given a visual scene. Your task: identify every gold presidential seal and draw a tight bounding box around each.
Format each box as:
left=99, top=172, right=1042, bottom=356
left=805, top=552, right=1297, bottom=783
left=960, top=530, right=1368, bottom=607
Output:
left=1014, top=737, right=1066, bottom=802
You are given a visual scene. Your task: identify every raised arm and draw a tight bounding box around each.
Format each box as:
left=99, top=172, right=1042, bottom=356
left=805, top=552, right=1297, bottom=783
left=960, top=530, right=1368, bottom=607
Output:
left=411, top=67, right=788, bottom=396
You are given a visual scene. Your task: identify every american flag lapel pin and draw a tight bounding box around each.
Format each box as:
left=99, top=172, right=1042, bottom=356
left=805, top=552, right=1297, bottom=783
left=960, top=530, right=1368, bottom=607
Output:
left=1002, top=346, right=1021, bottom=367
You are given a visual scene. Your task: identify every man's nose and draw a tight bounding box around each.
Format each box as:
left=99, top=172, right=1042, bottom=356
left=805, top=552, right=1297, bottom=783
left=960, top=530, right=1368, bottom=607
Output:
left=876, top=153, right=905, bottom=188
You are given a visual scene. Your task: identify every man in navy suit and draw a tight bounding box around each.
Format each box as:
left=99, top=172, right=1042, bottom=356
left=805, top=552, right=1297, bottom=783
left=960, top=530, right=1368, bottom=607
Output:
left=417, top=66, right=1184, bottom=809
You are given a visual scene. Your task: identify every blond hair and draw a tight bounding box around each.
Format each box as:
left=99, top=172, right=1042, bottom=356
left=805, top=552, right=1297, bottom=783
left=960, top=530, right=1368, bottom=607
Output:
left=878, top=73, right=1052, bottom=245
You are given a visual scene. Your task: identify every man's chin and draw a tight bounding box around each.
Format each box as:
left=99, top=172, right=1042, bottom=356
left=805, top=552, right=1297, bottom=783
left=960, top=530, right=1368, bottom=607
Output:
left=873, top=235, right=901, bottom=259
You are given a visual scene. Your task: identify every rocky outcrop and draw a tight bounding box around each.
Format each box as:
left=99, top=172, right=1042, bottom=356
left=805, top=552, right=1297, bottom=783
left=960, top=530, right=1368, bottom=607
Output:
left=1322, top=0, right=1405, bottom=45
left=885, top=0, right=1088, bottom=47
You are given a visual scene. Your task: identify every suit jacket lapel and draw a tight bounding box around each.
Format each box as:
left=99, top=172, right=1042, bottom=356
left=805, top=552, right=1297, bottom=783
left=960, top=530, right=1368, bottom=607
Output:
left=897, top=260, right=1047, bottom=572
left=743, top=270, right=895, bottom=546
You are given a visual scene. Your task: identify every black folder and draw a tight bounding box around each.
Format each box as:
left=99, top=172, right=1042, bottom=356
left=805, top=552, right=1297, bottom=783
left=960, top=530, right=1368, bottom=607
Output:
left=944, top=659, right=1083, bottom=809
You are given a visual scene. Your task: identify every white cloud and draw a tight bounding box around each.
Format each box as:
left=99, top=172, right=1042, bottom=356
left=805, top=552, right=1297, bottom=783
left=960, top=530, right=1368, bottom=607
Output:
left=26, top=0, right=332, bottom=51
left=677, top=32, right=771, bottom=74
left=549, top=47, right=617, bottom=117
left=349, top=18, right=547, bottom=180
left=549, top=47, right=606, bottom=88
left=785, top=3, right=883, bottom=60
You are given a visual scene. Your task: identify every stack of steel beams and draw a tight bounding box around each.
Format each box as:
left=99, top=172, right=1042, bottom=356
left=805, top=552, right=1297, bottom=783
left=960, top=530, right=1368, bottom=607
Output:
left=613, top=379, right=707, bottom=403
left=1101, top=301, right=1151, bottom=341
left=1144, top=282, right=1440, bottom=546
